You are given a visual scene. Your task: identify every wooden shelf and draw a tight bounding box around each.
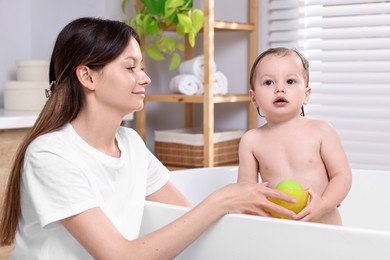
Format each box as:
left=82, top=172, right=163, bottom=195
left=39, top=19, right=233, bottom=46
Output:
left=213, top=21, right=255, bottom=31
left=145, top=93, right=251, bottom=103
left=136, top=0, right=259, bottom=167
left=162, top=20, right=255, bottom=32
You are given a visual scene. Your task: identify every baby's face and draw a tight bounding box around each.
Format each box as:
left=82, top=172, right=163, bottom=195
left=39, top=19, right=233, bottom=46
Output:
left=250, top=53, right=311, bottom=120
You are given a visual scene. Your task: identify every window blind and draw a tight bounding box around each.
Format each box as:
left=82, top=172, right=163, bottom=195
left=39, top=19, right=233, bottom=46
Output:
left=268, top=0, right=302, bottom=48
left=268, top=0, right=390, bottom=171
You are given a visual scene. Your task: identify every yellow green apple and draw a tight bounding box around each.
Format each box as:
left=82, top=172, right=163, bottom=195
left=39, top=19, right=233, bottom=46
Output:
left=268, top=180, right=309, bottom=219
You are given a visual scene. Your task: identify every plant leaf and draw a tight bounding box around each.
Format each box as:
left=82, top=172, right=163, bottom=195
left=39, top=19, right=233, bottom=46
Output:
left=177, top=13, right=192, bottom=33
left=167, top=0, right=185, bottom=8
left=127, top=0, right=203, bottom=72
left=165, top=0, right=184, bottom=19
left=191, top=9, right=204, bottom=33
left=121, top=0, right=128, bottom=14
left=188, top=30, right=195, bottom=47
left=164, top=37, right=176, bottom=53
left=156, top=36, right=175, bottom=54
left=147, top=45, right=166, bottom=61
left=165, top=12, right=176, bottom=26
left=135, top=13, right=143, bottom=25
left=176, top=42, right=184, bottom=52
left=144, top=16, right=159, bottom=36
left=143, top=0, right=165, bottom=15
left=132, top=14, right=145, bottom=35
left=176, top=23, right=185, bottom=39
left=182, top=0, right=192, bottom=9
left=169, top=52, right=181, bottom=71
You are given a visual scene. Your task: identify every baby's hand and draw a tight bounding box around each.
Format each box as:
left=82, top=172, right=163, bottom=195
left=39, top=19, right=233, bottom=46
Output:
left=294, top=189, right=327, bottom=222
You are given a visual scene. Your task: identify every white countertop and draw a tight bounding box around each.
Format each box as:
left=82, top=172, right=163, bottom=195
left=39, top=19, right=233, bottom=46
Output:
left=0, top=109, right=134, bottom=130
left=0, top=109, right=39, bottom=130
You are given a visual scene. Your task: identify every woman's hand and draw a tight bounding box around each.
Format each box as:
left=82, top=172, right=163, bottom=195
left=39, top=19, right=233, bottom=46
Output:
left=208, top=182, right=298, bottom=219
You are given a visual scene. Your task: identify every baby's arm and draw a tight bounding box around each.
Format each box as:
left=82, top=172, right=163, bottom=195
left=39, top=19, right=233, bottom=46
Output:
left=297, top=122, right=352, bottom=222
left=237, top=130, right=261, bottom=183
left=319, top=122, right=352, bottom=209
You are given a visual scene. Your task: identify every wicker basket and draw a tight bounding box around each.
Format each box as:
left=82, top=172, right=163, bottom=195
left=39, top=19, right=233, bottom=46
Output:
left=155, top=128, right=244, bottom=167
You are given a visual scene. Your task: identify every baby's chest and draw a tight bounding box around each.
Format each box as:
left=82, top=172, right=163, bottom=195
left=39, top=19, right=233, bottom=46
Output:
left=255, top=138, right=323, bottom=173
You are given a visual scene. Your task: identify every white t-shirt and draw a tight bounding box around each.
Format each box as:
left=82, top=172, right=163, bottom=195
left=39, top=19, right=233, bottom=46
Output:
left=11, top=123, right=170, bottom=259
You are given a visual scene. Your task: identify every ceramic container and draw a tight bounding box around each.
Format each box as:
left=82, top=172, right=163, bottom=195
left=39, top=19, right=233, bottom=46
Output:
left=16, top=60, right=49, bottom=82
left=4, top=81, right=48, bottom=111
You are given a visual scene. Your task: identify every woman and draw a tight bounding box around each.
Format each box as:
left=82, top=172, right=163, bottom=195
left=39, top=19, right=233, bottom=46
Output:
left=0, top=17, right=296, bottom=259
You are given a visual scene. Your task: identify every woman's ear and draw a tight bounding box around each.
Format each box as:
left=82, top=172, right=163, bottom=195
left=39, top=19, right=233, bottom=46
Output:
left=303, top=86, right=311, bottom=105
left=76, top=65, right=95, bottom=90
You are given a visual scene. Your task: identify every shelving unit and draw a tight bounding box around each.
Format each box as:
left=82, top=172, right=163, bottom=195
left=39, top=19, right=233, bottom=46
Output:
left=136, top=0, right=259, bottom=167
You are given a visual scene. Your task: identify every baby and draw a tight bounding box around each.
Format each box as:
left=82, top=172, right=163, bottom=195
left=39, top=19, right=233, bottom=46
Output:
left=238, top=47, right=352, bottom=225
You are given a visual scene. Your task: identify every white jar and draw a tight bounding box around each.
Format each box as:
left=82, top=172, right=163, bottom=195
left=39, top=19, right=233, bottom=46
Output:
left=3, top=81, right=48, bottom=111
left=16, top=60, right=49, bottom=82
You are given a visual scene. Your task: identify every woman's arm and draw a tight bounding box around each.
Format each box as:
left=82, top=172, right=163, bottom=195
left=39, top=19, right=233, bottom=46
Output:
left=146, top=180, right=192, bottom=207
left=62, top=182, right=297, bottom=260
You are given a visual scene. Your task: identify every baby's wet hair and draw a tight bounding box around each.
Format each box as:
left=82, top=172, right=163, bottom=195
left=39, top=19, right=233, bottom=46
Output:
left=249, top=47, right=309, bottom=90
left=250, top=47, right=309, bottom=117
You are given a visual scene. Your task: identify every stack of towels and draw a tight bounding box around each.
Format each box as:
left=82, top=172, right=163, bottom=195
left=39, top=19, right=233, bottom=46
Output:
left=169, top=55, right=228, bottom=95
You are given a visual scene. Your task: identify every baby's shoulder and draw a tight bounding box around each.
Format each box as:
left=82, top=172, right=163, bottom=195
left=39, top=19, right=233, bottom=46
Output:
left=240, top=126, right=268, bottom=143
left=304, top=118, right=337, bottom=135
left=306, top=118, right=333, bottom=128
left=242, top=125, right=267, bottom=136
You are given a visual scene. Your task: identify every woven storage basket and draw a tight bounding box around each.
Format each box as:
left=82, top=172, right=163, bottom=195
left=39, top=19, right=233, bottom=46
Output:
left=155, top=128, right=244, bottom=167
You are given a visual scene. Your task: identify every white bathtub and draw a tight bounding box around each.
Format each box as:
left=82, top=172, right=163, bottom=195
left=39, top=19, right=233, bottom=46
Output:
left=140, top=167, right=390, bottom=260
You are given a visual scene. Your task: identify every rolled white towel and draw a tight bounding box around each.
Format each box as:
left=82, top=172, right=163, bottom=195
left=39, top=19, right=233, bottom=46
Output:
left=213, top=71, right=228, bottom=95
left=196, top=71, right=228, bottom=95
left=169, top=74, right=203, bottom=96
left=179, top=55, right=216, bottom=79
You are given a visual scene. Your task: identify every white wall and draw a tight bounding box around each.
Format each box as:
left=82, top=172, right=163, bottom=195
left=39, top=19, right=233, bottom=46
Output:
left=0, top=0, right=127, bottom=107
left=0, top=0, right=31, bottom=106
left=0, top=0, right=267, bottom=150
left=30, top=1, right=105, bottom=58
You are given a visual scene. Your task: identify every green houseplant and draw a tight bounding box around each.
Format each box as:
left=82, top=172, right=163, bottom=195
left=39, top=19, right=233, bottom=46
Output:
left=122, top=0, right=204, bottom=71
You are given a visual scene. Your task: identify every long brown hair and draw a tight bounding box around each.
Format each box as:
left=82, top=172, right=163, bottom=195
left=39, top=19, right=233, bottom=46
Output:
left=0, top=17, right=140, bottom=245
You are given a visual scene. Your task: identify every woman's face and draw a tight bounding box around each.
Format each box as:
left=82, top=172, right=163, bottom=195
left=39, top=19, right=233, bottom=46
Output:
left=92, top=37, right=151, bottom=116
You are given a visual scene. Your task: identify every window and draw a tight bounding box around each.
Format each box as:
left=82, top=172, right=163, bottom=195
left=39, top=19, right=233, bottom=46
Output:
left=268, top=0, right=390, bottom=171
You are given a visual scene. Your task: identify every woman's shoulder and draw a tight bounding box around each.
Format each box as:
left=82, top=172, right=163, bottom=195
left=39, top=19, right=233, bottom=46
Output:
left=25, top=124, right=80, bottom=163
left=28, top=124, right=70, bottom=151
